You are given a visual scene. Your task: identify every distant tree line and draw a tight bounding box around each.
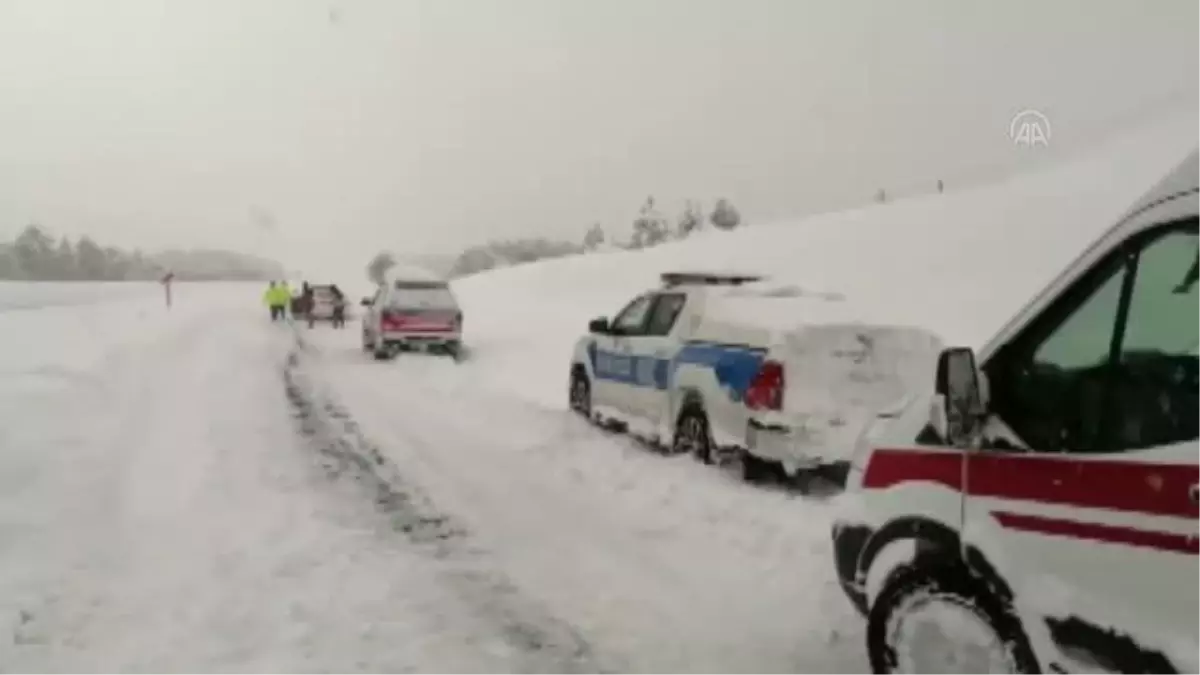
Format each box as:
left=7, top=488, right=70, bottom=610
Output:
left=447, top=238, right=584, bottom=278
left=364, top=196, right=748, bottom=283
left=582, top=195, right=742, bottom=253
left=0, top=224, right=283, bottom=281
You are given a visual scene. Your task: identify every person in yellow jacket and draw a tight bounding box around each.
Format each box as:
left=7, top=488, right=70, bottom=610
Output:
left=263, top=280, right=291, bottom=321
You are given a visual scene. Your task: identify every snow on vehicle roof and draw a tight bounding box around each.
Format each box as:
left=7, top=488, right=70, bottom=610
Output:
left=659, top=270, right=765, bottom=287
left=383, top=262, right=446, bottom=283
left=696, top=282, right=940, bottom=349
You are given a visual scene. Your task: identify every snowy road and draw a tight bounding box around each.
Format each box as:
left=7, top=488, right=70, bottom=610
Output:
left=299, top=329, right=865, bottom=673
left=0, top=283, right=865, bottom=672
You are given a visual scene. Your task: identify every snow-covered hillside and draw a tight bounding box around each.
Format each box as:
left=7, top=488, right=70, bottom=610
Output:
left=450, top=103, right=1197, bottom=411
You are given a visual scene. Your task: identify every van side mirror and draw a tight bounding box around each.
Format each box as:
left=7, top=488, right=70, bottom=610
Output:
left=934, top=347, right=987, bottom=446
left=360, top=297, right=373, bottom=307
left=588, top=317, right=610, bottom=334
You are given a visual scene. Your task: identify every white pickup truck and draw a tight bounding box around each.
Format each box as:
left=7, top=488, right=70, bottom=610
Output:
left=568, top=271, right=943, bottom=485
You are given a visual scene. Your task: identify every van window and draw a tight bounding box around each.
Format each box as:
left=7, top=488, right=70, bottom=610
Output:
left=995, top=255, right=1126, bottom=453
left=986, top=219, right=1199, bottom=454
left=1109, top=229, right=1198, bottom=449
left=389, top=281, right=455, bottom=308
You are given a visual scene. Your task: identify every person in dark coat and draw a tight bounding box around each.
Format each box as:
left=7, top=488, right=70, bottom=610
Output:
left=329, top=284, right=347, bottom=328
left=300, top=282, right=316, bottom=328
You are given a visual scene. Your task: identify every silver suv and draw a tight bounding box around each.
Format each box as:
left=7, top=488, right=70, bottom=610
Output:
left=360, top=276, right=463, bottom=361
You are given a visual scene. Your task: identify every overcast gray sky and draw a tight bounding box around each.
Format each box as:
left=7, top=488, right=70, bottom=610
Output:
left=0, top=0, right=1196, bottom=278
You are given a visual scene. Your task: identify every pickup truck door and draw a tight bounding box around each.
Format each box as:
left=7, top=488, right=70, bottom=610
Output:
left=622, top=292, right=688, bottom=431
left=592, top=293, right=655, bottom=417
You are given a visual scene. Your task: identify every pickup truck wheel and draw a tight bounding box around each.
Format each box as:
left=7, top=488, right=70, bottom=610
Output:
left=673, top=407, right=714, bottom=464
left=736, top=448, right=773, bottom=483
left=867, top=565, right=1039, bottom=674
left=569, top=369, right=591, bottom=419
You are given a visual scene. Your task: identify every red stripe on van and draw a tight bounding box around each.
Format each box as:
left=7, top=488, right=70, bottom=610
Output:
left=993, top=511, right=1199, bottom=555
left=862, top=448, right=1199, bottom=520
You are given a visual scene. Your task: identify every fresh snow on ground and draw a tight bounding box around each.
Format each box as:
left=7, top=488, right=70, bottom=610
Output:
left=0, top=104, right=1194, bottom=672
left=0, top=285, right=599, bottom=672
left=300, top=331, right=861, bottom=672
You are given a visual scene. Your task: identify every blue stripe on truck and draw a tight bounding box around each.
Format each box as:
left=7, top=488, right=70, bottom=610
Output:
left=675, top=341, right=767, bottom=402
left=587, top=339, right=766, bottom=399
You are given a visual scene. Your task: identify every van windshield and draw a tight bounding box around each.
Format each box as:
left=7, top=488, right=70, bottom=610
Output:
left=389, top=281, right=456, bottom=309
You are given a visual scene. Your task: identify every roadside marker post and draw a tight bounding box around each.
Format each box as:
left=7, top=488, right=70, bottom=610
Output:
left=161, top=271, right=174, bottom=309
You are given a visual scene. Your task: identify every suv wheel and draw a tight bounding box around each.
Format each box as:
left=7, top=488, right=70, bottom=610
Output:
left=867, top=565, right=1040, bottom=674
left=673, top=406, right=714, bottom=464
left=372, top=334, right=393, bottom=361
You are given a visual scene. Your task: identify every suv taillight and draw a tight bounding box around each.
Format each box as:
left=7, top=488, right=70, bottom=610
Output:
left=745, top=359, right=785, bottom=411
left=454, top=311, right=463, bottom=330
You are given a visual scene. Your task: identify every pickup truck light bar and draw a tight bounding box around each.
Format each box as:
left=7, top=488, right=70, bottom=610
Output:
left=660, top=271, right=764, bottom=288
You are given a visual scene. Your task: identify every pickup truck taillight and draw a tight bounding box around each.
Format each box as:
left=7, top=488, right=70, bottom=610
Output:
left=746, top=359, right=785, bottom=411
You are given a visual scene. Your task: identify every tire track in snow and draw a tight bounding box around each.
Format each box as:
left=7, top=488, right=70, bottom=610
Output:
left=282, top=331, right=613, bottom=674
left=300, top=331, right=866, bottom=673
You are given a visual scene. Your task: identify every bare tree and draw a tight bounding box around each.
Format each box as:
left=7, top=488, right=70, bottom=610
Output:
left=709, top=198, right=741, bottom=231
left=677, top=200, right=703, bottom=237
left=631, top=196, right=670, bottom=248
left=583, top=223, right=606, bottom=250
left=366, top=250, right=397, bottom=285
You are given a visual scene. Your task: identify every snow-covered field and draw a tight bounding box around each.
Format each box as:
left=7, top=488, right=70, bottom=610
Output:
left=0, top=103, right=1194, bottom=672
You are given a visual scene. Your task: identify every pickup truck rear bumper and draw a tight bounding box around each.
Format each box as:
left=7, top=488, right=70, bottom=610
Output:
left=746, top=418, right=818, bottom=468
left=381, top=331, right=461, bottom=348
left=746, top=418, right=850, bottom=485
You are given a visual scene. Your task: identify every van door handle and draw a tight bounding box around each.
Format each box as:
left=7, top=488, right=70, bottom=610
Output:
left=1180, top=480, right=1200, bottom=502
left=1189, top=484, right=1199, bottom=504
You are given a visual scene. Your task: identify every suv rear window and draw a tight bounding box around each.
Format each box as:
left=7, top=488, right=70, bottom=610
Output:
left=389, top=281, right=455, bottom=308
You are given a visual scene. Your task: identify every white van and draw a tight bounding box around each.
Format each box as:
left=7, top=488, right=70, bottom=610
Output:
left=360, top=268, right=463, bottom=361
left=832, top=150, right=1198, bottom=673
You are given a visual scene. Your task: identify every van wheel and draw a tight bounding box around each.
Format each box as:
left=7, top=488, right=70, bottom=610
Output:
left=673, top=406, right=714, bottom=464
left=569, top=369, right=591, bottom=419
left=867, top=565, right=1040, bottom=674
